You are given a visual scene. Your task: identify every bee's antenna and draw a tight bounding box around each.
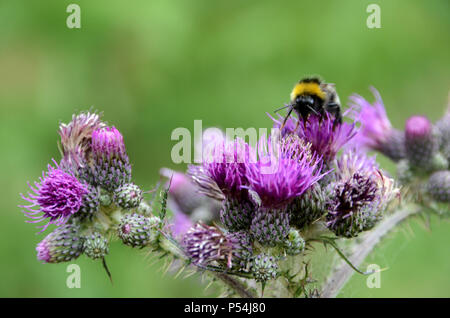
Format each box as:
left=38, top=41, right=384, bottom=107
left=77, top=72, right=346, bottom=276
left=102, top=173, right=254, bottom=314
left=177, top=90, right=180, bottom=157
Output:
left=274, top=104, right=291, bottom=113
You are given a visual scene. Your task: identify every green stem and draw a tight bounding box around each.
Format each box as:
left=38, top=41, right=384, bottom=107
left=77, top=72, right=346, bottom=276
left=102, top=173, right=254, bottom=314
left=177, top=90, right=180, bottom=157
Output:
left=320, top=203, right=422, bottom=298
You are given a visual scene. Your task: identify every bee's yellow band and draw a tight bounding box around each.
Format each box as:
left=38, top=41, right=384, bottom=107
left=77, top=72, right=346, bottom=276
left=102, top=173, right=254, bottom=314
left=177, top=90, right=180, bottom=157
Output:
left=290, top=82, right=326, bottom=101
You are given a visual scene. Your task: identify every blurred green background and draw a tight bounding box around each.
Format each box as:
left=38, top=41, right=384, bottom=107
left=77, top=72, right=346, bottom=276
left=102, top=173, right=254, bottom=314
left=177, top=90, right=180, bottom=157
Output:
left=0, top=0, right=449, bottom=297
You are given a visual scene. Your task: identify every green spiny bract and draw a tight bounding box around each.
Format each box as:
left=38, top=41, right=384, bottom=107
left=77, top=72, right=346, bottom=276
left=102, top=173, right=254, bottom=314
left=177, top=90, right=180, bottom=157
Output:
left=289, top=184, right=328, bottom=229
left=83, top=231, right=109, bottom=259
left=426, top=170, right=450, bottom=203
left=113, top=183, right=143, bottom=209
left=283, top=229, right=305, bottom=255
left=78, top=184, right=100, bottom=220
left=118, top=213, right=160, bottom=248
left=36, top=224, right=84, bottom=263
left=251, top=253, right=279, bottom=282
left=250, top=207, right=290, bottom=247
left=220, top=198, right=254, bottom=232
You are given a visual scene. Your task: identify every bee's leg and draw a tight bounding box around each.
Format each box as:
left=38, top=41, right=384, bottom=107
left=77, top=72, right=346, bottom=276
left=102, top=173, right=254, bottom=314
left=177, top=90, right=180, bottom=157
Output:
left=294, top=119, right=300, bottom=132
left=326, top=102, right=342, bottom=128
left=280, top=107, right=294, bottom=132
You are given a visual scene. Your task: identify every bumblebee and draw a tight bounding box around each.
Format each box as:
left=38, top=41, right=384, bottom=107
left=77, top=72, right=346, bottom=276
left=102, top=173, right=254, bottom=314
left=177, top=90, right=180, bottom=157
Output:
left=277, top=77, right=342, bottom=130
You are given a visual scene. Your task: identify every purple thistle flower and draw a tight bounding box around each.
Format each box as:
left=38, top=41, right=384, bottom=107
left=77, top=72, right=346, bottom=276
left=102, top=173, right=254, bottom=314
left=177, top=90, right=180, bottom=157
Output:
left=189, top=138, right=253, bottom=201
left=297, top=114, right=357, bottom=163
left=20, top=160, right=88, bottom=233
left=335, top=148, right=379, bottom=181
left=84, top=126, right=132, bottom=191
left=58, top=112, right=105, bottom=170
left=182, top=223, right=252, bottom=269
left=187, top=165, right=226, bottom=201
left=245, top=135, right=324, bottom=209
left=349, top=87, right=406, bottom=161
left=327, top=149, right=399, bottom=237
left=326, top=173, right=380, bottom=238
left=271, top=112, right=357, bottom=163
left=92, top=126, right=127, bottom=160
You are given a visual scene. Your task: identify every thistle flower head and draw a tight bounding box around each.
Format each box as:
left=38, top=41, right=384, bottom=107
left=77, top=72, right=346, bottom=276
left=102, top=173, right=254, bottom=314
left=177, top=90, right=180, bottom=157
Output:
left=92, top=126, right=127, bottom=160
left=327, top=147, right=399, bottom=237
left=271, top=113, right=357, bottom=163
left=58, top=112, right=105, bottom=169
left=204, top=138, right=252, bottom=198
left=118, top=213, right=160, bottom=248
left=349, top=87, right=392, bottom=148
left=326, top=173, right=380, bottom=237
left=349, top=87, right=406, bottom=161
left=182, top=223, right=252, bottom=269
left=84, top=126, right=132, bottom=191
left=20, top=160, right=88, bottom=232
left=405, top=115, right=439, bottom=168
left=36, top=224, right=83, bottom=263
left=302, top=114, right=357, bottom=163
left=284, top=229, right=306, bottom=255
left=426, top=170, right=450, bottom=203
left=251, top=253, right=279, bottom=282
left=288, top=183, right=329, bottom=229
left=335, top=149, right=379, bottom=181
left=245, top=135, right=324, bottom=208
left=113, top=183, right=143, bottom=209
left=405, top=115, right=432, bottom=140
left=83, top=232, right=109, bottom=260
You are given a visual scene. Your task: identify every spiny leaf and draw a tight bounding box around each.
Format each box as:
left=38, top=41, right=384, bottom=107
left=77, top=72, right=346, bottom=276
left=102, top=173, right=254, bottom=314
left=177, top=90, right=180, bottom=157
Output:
left=102, top=257, right=113, bottom=285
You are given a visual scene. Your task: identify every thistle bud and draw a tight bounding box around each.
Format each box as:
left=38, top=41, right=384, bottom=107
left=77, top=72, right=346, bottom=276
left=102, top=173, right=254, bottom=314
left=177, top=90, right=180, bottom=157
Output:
left=182, top=224, right=253, bottom=270
left=426, top=171, right=450, bottom=202
left=326, top=173, right=380, bottom=238
left=227, top=231, right=253, bottom=269
left=283, top=229, right=305, bottom=255
left=113, top=183, right=143, bottom=209
left=289, top=184, right=328, bottom=229
left=36, top=224, right=83, bottom=263
left=436, top=104, right=450, bottom=157
left=250, top=207, right=290, bottom=247
left=405, top=116, right=439, bottom=169
left=220, top=199, right=254, bottom=232
left=251, top=253, right=279, bottom=282
left=118, top=213, right=160, bottom=248
left=378, top=129, right=407, bottom=162
left=87, top=126, right=132, bottom=191
left=83, top=232, right=109, bottom=259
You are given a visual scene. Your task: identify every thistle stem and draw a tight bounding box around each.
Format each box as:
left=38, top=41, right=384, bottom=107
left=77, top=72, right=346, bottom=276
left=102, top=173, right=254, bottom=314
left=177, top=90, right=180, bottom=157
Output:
left=213, top=272, right=256, bottom=298
left=320, top=203, right=422, bottom=298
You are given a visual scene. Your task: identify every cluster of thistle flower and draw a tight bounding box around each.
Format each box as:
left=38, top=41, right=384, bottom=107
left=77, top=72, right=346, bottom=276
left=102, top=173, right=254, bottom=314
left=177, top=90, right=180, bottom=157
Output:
left=176, top=89, right=406, bottom=283
left=350, top=88, right=450, bottom=210
left=19, top=112, right=160, bottom=264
